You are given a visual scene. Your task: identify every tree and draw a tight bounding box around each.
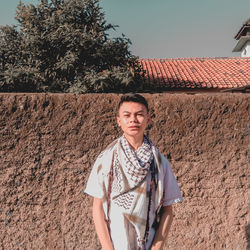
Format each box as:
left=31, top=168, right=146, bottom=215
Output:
left=0, top=0, right=143, bottom=93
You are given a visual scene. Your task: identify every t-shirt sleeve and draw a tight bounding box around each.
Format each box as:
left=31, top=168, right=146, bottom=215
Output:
left=162, top=159, right=183, bottom=206
left=84, top=156, right=105, bottom=199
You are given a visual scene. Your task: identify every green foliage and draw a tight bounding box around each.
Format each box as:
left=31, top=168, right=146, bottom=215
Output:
left=0, top=0, right=143, bottom=93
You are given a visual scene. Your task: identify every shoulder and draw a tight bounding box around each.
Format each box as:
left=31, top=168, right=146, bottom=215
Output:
left=94, top=138, right=119, bottom=173
left=97, top=138, right=119, bottom=159
left=159, top=153, right=171, bottom=167
left=152, top=147, right=171, bottom=173
left=158, top=153, right=171, bottom=172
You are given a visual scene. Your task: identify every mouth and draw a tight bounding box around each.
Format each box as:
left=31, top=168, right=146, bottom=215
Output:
left=128, top=126, right=140, bottom=129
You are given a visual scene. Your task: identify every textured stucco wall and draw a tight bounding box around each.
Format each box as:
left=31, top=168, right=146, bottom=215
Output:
left=0, top=93, right=249, bottom=250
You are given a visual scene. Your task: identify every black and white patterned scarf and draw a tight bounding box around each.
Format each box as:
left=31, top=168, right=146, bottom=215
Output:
left=111, top=134, right=154, bottom=198
left=104, top=135, right=166, bottom=249
left=108, top=135, right=158, bottom=249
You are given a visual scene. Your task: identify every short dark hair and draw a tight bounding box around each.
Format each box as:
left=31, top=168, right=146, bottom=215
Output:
left=117, top=93, right=149, bottom=113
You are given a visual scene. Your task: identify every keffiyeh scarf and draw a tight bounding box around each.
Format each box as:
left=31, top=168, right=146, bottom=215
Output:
left=107, top=135, right=163, bottom=249
left=112, top=135, right=154, bottom=197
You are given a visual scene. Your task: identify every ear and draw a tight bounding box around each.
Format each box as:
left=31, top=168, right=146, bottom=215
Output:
left=117, top=116, right=121, bottom=127
left=147, top=114, right=151, bottom=124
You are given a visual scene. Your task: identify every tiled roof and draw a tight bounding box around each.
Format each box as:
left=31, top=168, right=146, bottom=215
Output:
left=140, top=57, right=250, bottom=89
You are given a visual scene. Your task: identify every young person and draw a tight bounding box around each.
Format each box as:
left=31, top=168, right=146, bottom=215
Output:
left=85, top=94, right=183, bottom=250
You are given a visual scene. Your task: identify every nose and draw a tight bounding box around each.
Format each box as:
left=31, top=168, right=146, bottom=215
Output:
left=130, top=114, right=138, bottom=123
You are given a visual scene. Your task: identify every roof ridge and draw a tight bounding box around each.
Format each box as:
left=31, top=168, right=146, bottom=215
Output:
left=139, top=57, right=250, bottom=61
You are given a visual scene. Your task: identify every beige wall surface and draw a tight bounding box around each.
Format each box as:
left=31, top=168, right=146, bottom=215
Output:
left=0, top=93, right=249, bottom=250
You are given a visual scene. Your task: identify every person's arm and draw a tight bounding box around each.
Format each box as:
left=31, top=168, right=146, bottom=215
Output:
left=92, top=197, right=114, bottom=250
left=151, top=205, right=173, bottom=250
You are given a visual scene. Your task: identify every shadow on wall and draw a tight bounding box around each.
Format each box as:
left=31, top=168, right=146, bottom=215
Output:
left=246, top=224, right=250, bottom=249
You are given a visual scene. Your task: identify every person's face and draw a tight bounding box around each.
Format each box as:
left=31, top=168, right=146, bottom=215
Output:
left=117, top=101, right=150, bottom=139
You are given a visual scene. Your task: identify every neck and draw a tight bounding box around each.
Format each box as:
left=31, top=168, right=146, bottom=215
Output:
left=124, top=134, right=144, bottom=151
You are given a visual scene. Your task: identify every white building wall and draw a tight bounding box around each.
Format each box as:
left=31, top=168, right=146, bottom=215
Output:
left=241, top=41, right=250, bottom=57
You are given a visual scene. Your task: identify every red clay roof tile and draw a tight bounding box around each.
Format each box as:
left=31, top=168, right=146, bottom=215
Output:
left=139, top=57, right=250, bottom=89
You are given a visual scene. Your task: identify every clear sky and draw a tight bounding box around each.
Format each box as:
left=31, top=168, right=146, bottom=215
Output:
left=1, top=0, right=249, bottom=59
